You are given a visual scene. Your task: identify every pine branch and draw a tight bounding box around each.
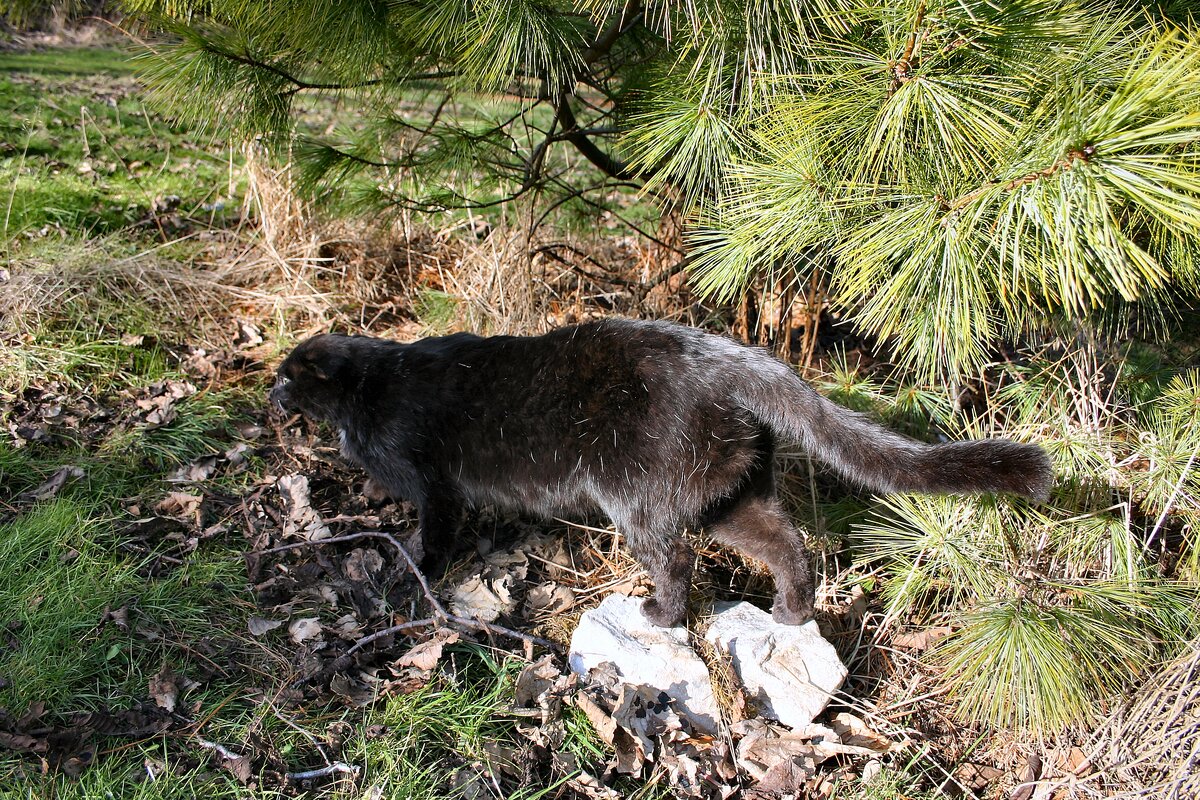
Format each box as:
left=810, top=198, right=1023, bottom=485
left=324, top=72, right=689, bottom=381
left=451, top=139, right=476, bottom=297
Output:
left=941, top=144, right=1098, bottom=220
left=890, top=0, right=927, bottom=93
left=553, top=92, right=640, bottom=180
left=582, top=0, right=643, bottom=65
left=199, top=41, right=453, bottom=93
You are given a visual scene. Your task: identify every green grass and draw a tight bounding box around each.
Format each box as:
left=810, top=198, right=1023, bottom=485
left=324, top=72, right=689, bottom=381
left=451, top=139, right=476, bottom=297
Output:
left=1, top=46, right=238, bottom=240
left=0, top=498, right=249, bottom=713
left=0, top=47, right=139, bottom=77
left=829, top=761, right=942, bottom=800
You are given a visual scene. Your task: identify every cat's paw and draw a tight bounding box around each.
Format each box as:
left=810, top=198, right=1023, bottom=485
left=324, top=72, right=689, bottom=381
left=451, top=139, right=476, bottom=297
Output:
left=641, top=598, right=685, bottom=628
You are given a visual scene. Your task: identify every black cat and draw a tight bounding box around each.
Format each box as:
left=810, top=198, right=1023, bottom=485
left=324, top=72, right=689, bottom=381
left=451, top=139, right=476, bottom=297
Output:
left=269, top=318, right=1052, bottom=627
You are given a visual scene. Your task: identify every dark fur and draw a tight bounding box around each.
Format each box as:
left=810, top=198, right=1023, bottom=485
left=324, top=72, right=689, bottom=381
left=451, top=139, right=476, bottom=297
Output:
left=270, top=319, right=1053, bottom=627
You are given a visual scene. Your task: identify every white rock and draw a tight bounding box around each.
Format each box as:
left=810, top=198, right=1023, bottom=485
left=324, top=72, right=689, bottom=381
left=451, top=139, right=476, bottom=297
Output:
left=569, top=594, right=721, bottom=732
left=705, top=601, right=847, bottom=729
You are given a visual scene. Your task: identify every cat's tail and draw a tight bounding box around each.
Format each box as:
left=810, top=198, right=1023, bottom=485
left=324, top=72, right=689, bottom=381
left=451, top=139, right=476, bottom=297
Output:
left=716, top=343, right=1053, bottom=501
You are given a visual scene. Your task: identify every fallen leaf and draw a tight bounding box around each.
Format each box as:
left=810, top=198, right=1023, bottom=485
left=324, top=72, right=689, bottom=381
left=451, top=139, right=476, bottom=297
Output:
left=393, top=630, right=460, bottom=671
left=528, top=582, right=575, bottom=614
left=955, top=762, right=1006, bottom=790
left=247, top=616, right=283, bottom=637
left=574, top=692, right=619, bottom=750
left=277, top=475, right=331, bottom=541
left=289, top=617, right=323, bottom=645
left=829, top=713, right=896, bottom=752
left=100, top=606, right=130, bottom=632
left=330, top=672, right=376, bottom=707
left=155, top=492, right=202, bottom=520
left=20, top=465, right=85, bottom=502
left=223, top=754, right=252, bottom=784
left=342, top=548, right=384, bottom=583
left=149, top=668, right=178, bottom=713
left=514, top=655, right=562, bottom=707
left=892, top=626, right=953, bottom=651
left=167, top=456, right=218, bottom=484
left=747, top=755, right=818, bottom=798
left=234, top=321, right=263, bottom=349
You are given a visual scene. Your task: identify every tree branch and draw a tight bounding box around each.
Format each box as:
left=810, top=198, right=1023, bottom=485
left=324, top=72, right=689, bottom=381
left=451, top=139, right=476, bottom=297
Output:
left=583, top=0, right=644, bottom=65
left=202, top=42, right=452, bottom=92
left=940, top=144, right=1096, bottom=224
left=553, top=93, right=640, bottom=180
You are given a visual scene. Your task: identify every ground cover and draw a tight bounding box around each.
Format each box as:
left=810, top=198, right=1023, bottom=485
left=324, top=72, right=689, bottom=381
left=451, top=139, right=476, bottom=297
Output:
left=2, top=37, right=1198, bottom=800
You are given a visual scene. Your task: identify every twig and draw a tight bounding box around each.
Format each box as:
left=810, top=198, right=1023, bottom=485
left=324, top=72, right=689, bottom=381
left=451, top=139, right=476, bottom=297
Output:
left=1147, top=440, right=1200, bottom=550
left=196, top=738, right=245, bottom=761
left=286, top=763, right=360, bottom=780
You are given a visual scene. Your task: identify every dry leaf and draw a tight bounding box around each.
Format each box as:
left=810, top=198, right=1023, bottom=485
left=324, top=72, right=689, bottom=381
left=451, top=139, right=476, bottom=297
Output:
left=451, top=573, right=517, bottom=622
left=330, top=672, right=376, bottom=707
left=149, top=668, right=178, bottom=713
left=515, top=655, right=562, bottom=707
left=746, top=755, right=819, bottom=798
left=223, top=754, right=252, bottom=784
left=343, top=548, right=384, bottom=583
left=892, top=626, right=953, bottom=650
left=247, top=616, right=283, bottom=637
left=288, top=617, right=323, bottom=645
left=155, top=492, right=202, bottom=520
left=528, top=582, right=575, bottom=613
left=167, top=456, right=218, bottom=484
left=574, top=692, right=619, bottom=749
left=22, top=465, right=85, bottom=501
left=393, top=630, right=460, bottom=671
left=829, top=713, right=896, bottom=752
left=277, top=475, right=331, bottom=541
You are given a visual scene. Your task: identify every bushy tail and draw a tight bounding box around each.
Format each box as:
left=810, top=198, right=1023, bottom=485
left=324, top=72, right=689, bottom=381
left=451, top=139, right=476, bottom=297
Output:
left=721, top=347, right=1053, bottom=501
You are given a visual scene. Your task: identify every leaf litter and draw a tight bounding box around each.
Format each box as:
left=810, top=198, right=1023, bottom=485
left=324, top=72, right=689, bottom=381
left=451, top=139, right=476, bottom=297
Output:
left=1, top=252, right=1016, bottom=798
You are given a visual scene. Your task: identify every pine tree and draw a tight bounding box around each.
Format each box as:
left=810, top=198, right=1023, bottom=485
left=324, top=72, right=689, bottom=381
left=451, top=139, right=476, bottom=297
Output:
left=127, top=0, right=1200, bottom=378
left=129, top=0, right=1200, bottom=379
left=127, top=0, right=1200, bottom=731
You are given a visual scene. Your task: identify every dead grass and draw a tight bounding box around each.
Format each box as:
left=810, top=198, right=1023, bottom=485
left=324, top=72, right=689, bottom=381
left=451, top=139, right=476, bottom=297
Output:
left=1078, top=642, right=1200, bottom=799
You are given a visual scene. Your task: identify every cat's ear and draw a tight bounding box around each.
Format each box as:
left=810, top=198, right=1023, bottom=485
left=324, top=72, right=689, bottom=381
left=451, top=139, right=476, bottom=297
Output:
left=292, top=335, right=352, bottom=382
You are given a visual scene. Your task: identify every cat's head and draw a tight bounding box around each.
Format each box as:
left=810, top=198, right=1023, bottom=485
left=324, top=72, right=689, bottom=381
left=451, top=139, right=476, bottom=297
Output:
left=270, top=334, right=361, bottom=422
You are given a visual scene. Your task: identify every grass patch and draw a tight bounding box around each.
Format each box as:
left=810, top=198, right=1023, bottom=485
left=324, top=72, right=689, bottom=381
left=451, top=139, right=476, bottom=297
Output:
left=0, top=45, right=238, bottom=240
left=0, top=498, right=249, bottom=714
left=0, top=47, right=139, bottom=77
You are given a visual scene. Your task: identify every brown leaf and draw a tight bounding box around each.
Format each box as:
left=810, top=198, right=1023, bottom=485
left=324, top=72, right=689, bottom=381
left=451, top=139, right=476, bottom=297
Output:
left=528, top=582, right=575, bottom=614
left=329, top=672, right=376, bottom=707
left=155, top=492, right=202, bottom=520
left=167, top=456, right=218, bottom=484
left=100, top=606, right=130, bottom=632
left=393, top=630, right=460, bottom=671
left=574, top=692, right=619, bottom=749
left=514, top=655, right=562, bottom=707
left=955, top=762, right=1006, bottom=790
left=276, top=475, right=331, bottom=541
left=21, top=465, right=85, bottom=502
left=747, top=756, right=819, bottom=799
left=247, top=616, right=283, bottom=637
left=149, top=668, right=178, bottom=712
left=1062, top=747, right=1091, bottom=777
left=892, top=626, right=953, bottom=650
left=288, top=617, right=324, bottom=645
left=224, top=754, right=253, bottom=784
left=342, top=548, right=384, bottom=583
left=829, top=713, right=896, bottom=753
left=0, top=731, right=45, bottom=753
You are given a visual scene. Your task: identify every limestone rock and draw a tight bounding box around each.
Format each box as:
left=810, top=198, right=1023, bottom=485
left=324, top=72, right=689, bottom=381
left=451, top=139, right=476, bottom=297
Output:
left=568, top=594, right=721, bottom=732
left=705, top=601, right=847, bottom=729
